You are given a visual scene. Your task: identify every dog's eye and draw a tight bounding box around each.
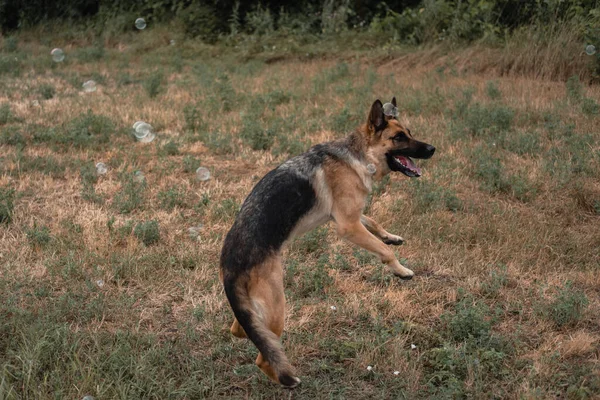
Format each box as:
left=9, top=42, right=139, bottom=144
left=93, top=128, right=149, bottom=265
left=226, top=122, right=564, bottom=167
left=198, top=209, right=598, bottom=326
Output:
left=392, top=133, right=408, bottom=142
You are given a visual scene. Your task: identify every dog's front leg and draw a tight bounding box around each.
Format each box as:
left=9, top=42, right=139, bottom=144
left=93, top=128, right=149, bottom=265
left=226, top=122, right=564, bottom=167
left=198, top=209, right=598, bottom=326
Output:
left=335, top=219, right=414, bottom=279
left=360, top=215, right=404, bottom=245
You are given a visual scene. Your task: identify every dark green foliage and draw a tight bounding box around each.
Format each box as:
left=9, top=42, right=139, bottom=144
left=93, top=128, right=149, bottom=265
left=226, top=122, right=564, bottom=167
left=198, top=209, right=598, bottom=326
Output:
left=0, top=126, right=26, bottom=147
left=112, top=172, right=146, bottom=214
left=0, top=186, right=15, bottom=224
left=16, top=154, right=66, bottom=178
left=566, top=75, right=583, bottom=103
left=240, top=114, right=276, bottom=151
left=546, top=281, right=589, bottom=327
left=463, top=103, right=514, bottom=137
left=182, top=155, right=200, bottom=173
left=80, top=162, right=103, bottom=204
left=410, top=179, right=463, bottom=213
left=486, top=81, right=501, bottom=100
left=471, top=146, right=536, bottom=201
left=74, top=45, right=104, bottom=63
left=480, top=265, right=508, bottom=298
left=286, top=253, right=334, bottom=298
left=133, top=220, right=160, bottom=246
left=442, top=296, right=492, bottom=342
left=39, top=84, right=56, bottom=100
left=0, top=103, right=12, bottom=125
left=0, top=54, right=20, bottom=76
left=144, top=71, right=164, bottom=98
left=581, top=97, right=599, bottom=115
left=183, top=104, right=203, bottom=133
left=215, top=73, right=235, bottom=112
left=160, top=140, right=179, bottom=156
left=295, top=226, right=328, bottom=255
left=212, top=198, right=239, bottom=221
left=158, top=186, right=187, bottom=211
left=34, top=111, right=115, bottom=149
left=26, top=224, right=52, bottom=247
left=503, top=130, right=540, bottom=156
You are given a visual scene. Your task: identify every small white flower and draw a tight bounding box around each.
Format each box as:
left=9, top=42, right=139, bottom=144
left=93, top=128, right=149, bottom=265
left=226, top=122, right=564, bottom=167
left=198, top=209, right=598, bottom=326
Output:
left=410, top=344, right=417, bottom=350
left=393, top=371, right=400, bottom=376
left=330, top=305, right=337, bottom=311
left=366, top=365, right=373, bottom=371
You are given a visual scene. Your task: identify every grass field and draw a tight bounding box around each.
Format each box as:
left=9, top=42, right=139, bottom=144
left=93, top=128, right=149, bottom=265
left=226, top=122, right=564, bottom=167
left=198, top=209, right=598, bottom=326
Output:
left=1, top=28, right=599, bottom=399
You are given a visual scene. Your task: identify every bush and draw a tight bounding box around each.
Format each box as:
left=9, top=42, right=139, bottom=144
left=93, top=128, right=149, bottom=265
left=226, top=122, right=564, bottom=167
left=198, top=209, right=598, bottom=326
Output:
left=112, top=172, right=146, bottom=214
left=546, top=281, right=589, bottom=328
left=26, top=224, right=52, bottom=247
left=133, top=220, right=160, bottom=246
left=158, top=186, right=187, bottom=211
left=144, top=71, right=164, bottom=98
left=39, top=84, right=56, bottom=100
left=0, top=103, right=12, bottom=125
left=0, top=186, right=15, bottom=224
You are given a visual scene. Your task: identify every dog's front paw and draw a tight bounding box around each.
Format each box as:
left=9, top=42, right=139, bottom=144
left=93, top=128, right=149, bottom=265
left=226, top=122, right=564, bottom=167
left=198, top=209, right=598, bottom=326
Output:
left=383, top=235, right=404, bottom=246
left=389, top=261, right=414, bottom=280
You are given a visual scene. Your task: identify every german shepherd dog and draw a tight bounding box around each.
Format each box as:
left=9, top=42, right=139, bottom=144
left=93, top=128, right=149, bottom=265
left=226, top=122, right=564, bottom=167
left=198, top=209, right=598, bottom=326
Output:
left=220, top=98, right=435, bottom=388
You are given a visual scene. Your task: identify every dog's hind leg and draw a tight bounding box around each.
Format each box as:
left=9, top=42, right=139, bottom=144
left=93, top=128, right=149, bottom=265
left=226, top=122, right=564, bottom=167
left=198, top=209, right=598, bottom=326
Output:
left=248, top=255, right=300, bottom=387
left=360, top=215, right=404, bottom=245
left=230, top=318, right=247, bottom=338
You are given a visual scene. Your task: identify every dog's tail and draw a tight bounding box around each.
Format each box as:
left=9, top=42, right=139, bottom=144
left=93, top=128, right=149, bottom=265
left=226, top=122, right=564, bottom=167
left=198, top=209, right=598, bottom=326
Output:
left=223, top=276, right=299, bottom=388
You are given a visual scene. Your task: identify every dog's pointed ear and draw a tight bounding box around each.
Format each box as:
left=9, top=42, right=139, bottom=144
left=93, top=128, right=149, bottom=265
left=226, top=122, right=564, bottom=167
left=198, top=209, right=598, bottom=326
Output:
left=391, top=97, right=397, bottom=107
left=368, top=99, right=387, bottom=133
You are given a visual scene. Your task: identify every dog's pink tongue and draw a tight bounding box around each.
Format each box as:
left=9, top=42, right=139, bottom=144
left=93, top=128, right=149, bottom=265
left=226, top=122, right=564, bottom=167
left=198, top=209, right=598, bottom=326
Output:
left=406, top=157, right=421, bottom=175
left=396, top=156, right=421, bottom=175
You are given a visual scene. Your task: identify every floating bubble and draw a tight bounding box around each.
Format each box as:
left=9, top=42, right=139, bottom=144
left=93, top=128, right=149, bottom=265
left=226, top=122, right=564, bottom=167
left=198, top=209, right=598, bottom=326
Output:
left=95, top=162, right=108, bottom=175
left=82, top=396, right=95, bottom=400
left=330, top=305, right=337, bottom=311
left=366, top=366, right=373, bottom=371
left=95, top=279, right=105, bottom=288
left=170, top=39, right=176, bottom=46
left=139, top=131, right=155, bottom=143
left=585, top=44, right=596, bottom=56
left=188, top=224, right=204, bottom=238
left=51, top=48, right=65, bottom=62
left=82, top=80, right=97, bottom=93
left=195, top=167, right=211, bottom=182
left=133, top=170, right=145, bottom=183
left=135, top=18, right=147, bottom=30
left=133, top=121, right=155, bottom=143
left=383, top=102, right=399, bottom=118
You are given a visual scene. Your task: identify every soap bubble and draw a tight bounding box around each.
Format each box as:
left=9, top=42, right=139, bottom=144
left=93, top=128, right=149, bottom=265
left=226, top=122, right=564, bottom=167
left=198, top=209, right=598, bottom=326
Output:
left=188, top=224, right=204, bottom=238
left=51, top=48, right=65, bottom=62
left=195, top=167, right=211, bottom=182
left=82, top=396, right=95, bottom=400
left=95, top=162, right=107, bottom=175
left=135, top=18, right=147, bottom=30
left=133, top=121, right=155, bottom=142
left=366, top=366, right=373, bottom=371
left=82, top=80, right=97, bottom=93
left=95, top=279, right=105, bottom=288
left=585, top=44, right=596, bottom=56
left=383, top=102, right=399, bottom=118
left=170, top=39, right=176, bottom=46
left=134, top=170, right=145, bottom=183
left=330, top=305, right=337, bottom=311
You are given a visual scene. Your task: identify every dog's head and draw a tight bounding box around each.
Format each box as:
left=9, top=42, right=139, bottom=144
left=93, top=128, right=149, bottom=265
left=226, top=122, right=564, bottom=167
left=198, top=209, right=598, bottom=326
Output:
left=364, top=97, right=435, bottom=178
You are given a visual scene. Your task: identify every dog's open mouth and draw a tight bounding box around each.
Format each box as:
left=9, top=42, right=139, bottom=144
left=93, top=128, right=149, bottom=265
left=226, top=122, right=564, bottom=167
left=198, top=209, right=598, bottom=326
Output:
left=388, top=154, right=422, bottom=177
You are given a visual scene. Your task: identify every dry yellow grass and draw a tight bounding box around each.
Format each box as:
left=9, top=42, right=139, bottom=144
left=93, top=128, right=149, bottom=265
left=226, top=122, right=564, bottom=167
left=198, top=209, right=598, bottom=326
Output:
left=0, top=33, right=599, bottom=399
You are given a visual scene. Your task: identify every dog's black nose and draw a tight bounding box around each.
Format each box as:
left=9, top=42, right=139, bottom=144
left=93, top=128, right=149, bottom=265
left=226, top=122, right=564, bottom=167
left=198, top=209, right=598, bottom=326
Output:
left=425, top=144, right=435, bottom=157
